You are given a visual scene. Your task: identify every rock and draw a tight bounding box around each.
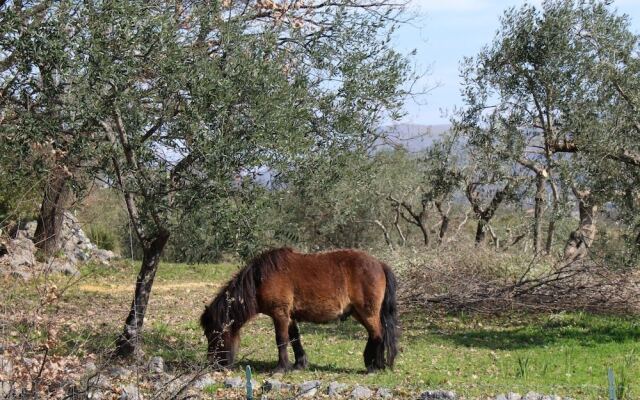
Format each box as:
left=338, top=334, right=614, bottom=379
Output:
left=6, top=236, right=37, bottom=268
left=108, top=366, right=131, bottom=379
left=224, top=377, right=243, bottom=388
left=299, top=380, right=321, bottom=398
left=495, top=393, right=522, bottom=400
left=93, top=248, right=116, bottom=263
left=72, top=249, right=91, bottom=263
left=376, top=387, right=393, bottom=399
left=1, top=381, right=12, bottom=398
left=193, top=374, right=216, bottom=389
left=0, top=356, right=13, bottom=397
left=87, top=390, right=107, bottom=400
left=523, top=393, right=543, bottom=400
left=48, top=258, right=79, bottom=276
left=147, top=356, right=165, bottom=374
left=84, top=361, right=98, bottom=375
left=24, top=221, right=37, bottom=238
left=86, top=374, right=111, bottom=390
left=0, top=355, right=12, bottom=375
left=420, top=390, right=457, bottom=400
left=350, top=385, right=373, bottom=399
left=262, top=378, right=291, bottom=392
left=119, top=384, right=139, bottom=400
left=9, top=268, right=31, bottom=281
left=327, top=381, right=348, bottom=396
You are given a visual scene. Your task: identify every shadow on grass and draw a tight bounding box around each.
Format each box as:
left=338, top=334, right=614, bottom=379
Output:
left=414, top=314, right=640, bottom=351
left=297, top=319, right=369, bottom=339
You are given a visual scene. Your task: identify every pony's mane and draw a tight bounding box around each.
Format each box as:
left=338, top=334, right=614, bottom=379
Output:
left=200, top=247, right=293, bottom=335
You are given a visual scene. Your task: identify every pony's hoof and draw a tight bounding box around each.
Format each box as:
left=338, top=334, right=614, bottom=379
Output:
left=293, top=354, right=308, bottom=370
left=366, top=366, right=383, bottom=374
left=273, top=365, right=291, bottom=374
left=293, top=360, right=308, bottom=370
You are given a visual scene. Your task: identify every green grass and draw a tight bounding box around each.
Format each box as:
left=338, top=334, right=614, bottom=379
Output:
left=4, top=261, right=640, bottom=399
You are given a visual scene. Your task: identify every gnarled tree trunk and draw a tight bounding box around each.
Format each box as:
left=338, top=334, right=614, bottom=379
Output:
left=388, top=195, right=429, bottom=246
left=466, top=182, right=511, bottom=246
left=545, top=178, right=560, bottom=254
left=116, top=231, right=170, bottom=356
left=475, top=219, right=487, bottom=244
left=33, top=172, right=70, bottom=255
left=563, top=190, right=597, bottom=262
left=532, top=173, right=546, bottom=254
left=434, top=201, right=450, bottom=245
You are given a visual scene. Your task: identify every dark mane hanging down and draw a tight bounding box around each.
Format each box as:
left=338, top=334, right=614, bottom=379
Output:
left=200, top=247, right=292, bottom=335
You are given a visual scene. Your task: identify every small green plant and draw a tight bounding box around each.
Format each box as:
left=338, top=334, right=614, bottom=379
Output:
left=617, top=349, right=637, bottom=400
left=203, top=383, right=224, bottom=394
left=540, top=361, right=549, bottom=378
left=515, top=356, right=530, bottom=379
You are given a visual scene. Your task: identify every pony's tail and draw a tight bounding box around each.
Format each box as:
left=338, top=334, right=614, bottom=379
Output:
left=381, top=264, right=399, bottom=368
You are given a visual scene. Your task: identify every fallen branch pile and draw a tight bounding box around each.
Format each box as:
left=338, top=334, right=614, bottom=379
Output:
left=398, top=250, right=640, bottom=315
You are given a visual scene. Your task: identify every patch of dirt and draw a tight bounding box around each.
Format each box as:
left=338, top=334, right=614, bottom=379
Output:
left=78, top=281, right=219, bottom=294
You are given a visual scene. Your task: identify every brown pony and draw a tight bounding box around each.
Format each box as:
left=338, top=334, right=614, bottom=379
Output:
left=200, top=247, right=399, bottom=372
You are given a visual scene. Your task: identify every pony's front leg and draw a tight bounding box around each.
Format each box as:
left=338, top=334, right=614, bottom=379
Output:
left=289, top=321, right=308, bottom=370
left=272, top=313, right=292, bottom=372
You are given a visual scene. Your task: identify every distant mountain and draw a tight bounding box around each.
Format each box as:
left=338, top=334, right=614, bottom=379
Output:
left=376, top=123, right=452, bottom=152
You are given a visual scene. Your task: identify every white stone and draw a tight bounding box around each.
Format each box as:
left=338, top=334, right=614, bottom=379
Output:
left=420, top=390, right=457, bottom=400
left=300, top=380, right=321, bottom=398
left=327, top=381, right=348, bottom=396
left=376, top=387, right=393, bottom=399
left=350, top=385, right=373, bottom=399
left=147, top=356, right=165, bottom=374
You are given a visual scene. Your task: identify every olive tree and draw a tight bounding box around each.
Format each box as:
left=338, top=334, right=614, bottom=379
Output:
left=455, top=0, right=640, bottom=258
left=0, top=1, right=100, bottom=250
left=79, top=0, right=413, bottom=355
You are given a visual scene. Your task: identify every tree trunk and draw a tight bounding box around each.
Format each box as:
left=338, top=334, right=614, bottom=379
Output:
left=545, top=216, right=556, bottom=255
left=439, top=214, right=449, bottom=244
left=563, top=192, right=597, bottom=262
left=392, top=207, right=406, bottom=247
left=533, top=173, right=546, bottom=254
left=434, top=201, right=449, bottom=245
left=116, top=231, right=170, bottom=356
left=34, top=172, right=70, bottom=255
left=545, top=178, right=560, bottom=254
left=373, top=220, right=394, bottom=251
left=475, top=219, right=487, bottom=244
left=417, top=215, right=429, bottom=246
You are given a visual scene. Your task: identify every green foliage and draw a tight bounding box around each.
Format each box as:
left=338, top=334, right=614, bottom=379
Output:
left=2, top=0, right=414, bottom=264
left=87, top=225, right=117, bottom=252
left=75, top=188, right=129, bottom=254
left=454, top=0, right=640, bottom=261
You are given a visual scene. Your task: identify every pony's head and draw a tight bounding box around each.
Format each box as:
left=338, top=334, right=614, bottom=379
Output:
left=200, top=248, right=288, bottom=367
left=200, top=303, right=240, bottom=367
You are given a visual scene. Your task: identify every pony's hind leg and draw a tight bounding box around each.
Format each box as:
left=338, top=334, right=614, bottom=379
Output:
left=354, top=313, right=385, bottom=372
left=271, top=312, right=292, bottom=372
left=288, top=321, right=308, bottom=370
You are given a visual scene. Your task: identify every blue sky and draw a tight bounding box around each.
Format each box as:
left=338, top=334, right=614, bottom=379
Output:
left=393, top=0, right=640, bottom=125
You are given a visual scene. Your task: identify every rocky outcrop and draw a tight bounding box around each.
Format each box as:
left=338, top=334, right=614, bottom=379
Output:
left=0, top=212, right=116, bottom=280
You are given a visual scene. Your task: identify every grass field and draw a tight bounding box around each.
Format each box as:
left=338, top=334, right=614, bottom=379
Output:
left=2, top=260, right=640, bottom=399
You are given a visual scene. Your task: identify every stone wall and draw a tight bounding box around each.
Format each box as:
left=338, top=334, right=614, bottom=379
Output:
left=0, top=212, right=116, bottom=280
